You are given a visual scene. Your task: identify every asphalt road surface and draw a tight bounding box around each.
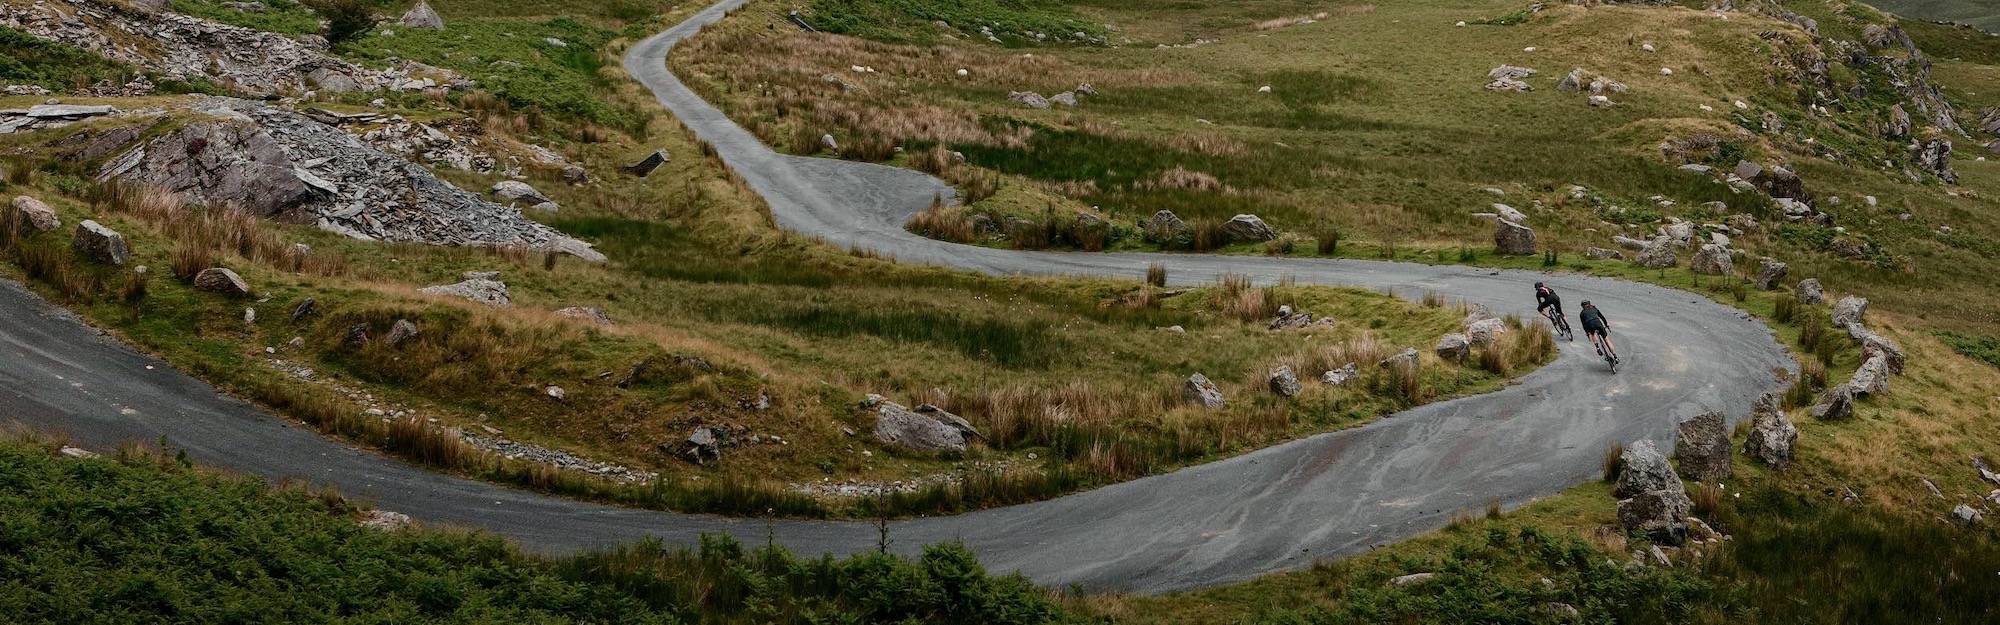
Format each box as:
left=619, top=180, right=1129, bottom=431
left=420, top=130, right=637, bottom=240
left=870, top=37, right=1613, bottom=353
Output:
left=0, top=0, right=1794, bottom=595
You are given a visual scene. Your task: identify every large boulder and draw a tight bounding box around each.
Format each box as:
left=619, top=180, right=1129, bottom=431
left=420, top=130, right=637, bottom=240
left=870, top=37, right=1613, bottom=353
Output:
left=1633, top=237, right=1677, bottom=268
left=1320, top=362, right=1357, bottom=386
left=1379, top=347, right=1419, bottom=369
left=399, top=1, right=445, bottom=29
left=1849, top=325, right=1905, bottom=374
left=192, top=268, right=251, bottom=297
left=1466, top=317, right=1506, bottom=346
left=72, top=220, right=131, bottom=265
left=1144, top=210, right=1188, bottom=243
left=1614, top=440, right=1693, bottom=543
left=1753, top=258, right=1788, bottom=290
left=491, top=180, right=555, bottom=209
left=1797, top=278, right=1825, bottom=304
left=623, top=150, right=669, bottom=177
left=1743, top=395, right=1798, bottom=469
left=97, top=114, right=317, bottom=220
left=10, top=195, right=60, bottom=233
left=1493, top=220, right=1535, bottom=255
left=1268, top=366, right=1302, bottom=398
left=873, top=400, right=967, bottom=454
left=1690, top=243, right=1733, bottom=275
left=1008, top=91, right=1051, bottom=109
left=1222, top=214, right=1277, bottom=243
left=1673, top=411, right=1732, bottom=482
left=1183, top=373, right=1226, bottom=409
left=1809, top=384, right=1854, bottom=420
left=1831, top=296, right=1868, bottom=327
left=1847, top=353, right=1891, bottom=397
left=420, top=271, right=512, bottom=307
left=1435, top=333, right=1471, bottom=362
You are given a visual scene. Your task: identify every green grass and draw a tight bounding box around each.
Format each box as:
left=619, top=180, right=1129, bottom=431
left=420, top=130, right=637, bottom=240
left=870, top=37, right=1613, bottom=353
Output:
left=0, top=438, right=1068, bottom=624
left=1934, top=330, right=2000, bottom=368
left=804, top=0, right=1104, bottom=46
left=339, top=16, right=651, bottom=132
left=170, top=0, right=323, bottom=35
left=0, top=27, right=141, bottom=92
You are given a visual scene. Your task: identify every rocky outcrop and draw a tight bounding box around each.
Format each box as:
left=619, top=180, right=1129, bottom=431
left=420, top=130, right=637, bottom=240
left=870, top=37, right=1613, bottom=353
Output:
left=1690, top=243, right=1732, bottom=275
left=98, top=99, right=601, bottom=261
left=1493, top=220, right=1535, bottom=255
left=1883, top=104, right=1912, bottom=139
left=1615, top=440, right=1693, bottom=544
left=1797, top=278, right=1825, bottom=304
left=1435, top=333, right=1471, bottom=362
left=1831, top=296, right=1867, bottom=327
left=421, top=271, right=512, bottom=307
left=1673, top=411, right=1732, bottom=482
left=1183, top=373, right=1225, bottom=409
left=71, top=219, right=130, bottom=265
left=1222, top=214, right=1277, bottom=243
left=192, top=268, right=251, bottom=297
left=1754, top=259, right=1787, bottom=290
left=10, top=196, right=60, bottom=233
left=1911, top=137, right=1955, bottom=183
left=1268, top=366, right=1301, bottom=398
left=2, top=0, right=467, bottom=97
left=1743, top=395, right=1797, bottom=469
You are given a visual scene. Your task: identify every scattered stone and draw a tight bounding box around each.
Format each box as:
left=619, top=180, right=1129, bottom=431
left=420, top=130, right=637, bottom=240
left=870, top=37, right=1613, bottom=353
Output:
left=71, top=220, right=131, bottom=265
left=1588, top=95, right=1615, bottom=107
left=1389, top=572, right=1436, bottom=587
left=561, top=165, right=589, bottom=185
left=1269, top=366, right=1302, bottom=398
left=554, top=306, right=612, bottom=325
left=421, top=271, right=511, bottom=307
left=683, top=427, right=720, bottom=465
left=384, top=319, right=420, bottom=347
left=873, top=399, right=968, bottom=453
left=1321, top=363, right=1357, bottom=386
left=624, top=149, right=669, bottom=177
left=1379, top=348, right=1419, bottom=369
left=1466, top=317, right=1506, bottom=346
left=1753, top=259, right=1787, bottom=290
left=1586, top=246, right=1625, bottom=260
left=243, top=308, right=256, bottom=324
left=1690, top=243, right=1733, bottom=275
left=1050, top=92, right=1079, bottom=107
left=1633, top=238, right=1676, bottom=269
left=1144, top=209, right=1189, bottom=242
left=1847, top=353, right=1890, bottom=397
left=544, top=385, right=565, bottom=400
left=1797, top=278, right=1825, bottom=304
left=1008, top=91, right=1051, bottom=109
left=1831, top=296, right=1867, bottom=327
left=1183, top=373, right=1226, bottom=409
left=290, top=297, right=318, bottom=323
left=192, top=268, right=251, bottom=297
left=59, top=446, right=99, bottom=459
left=1848, top=325, right=1905, bottom=374
left=1743, top=394, right=1797, bottom=469
left=1268, top=306, right=1314, bottom=330
left=1557, top=67, right=1584, bottom=92
left=1953, top=504, right=1983, bottom=526
left=1494, top=220, right=1536, bottom=255
left=1615, top=440, right=1693, bottom=544
left=1492, top=203, right=1527, bottom=223
left=358, top=509, right=413, bottom=531
left=1485, top=78, right=1533, bottom=92
left=1674, top=411, right=1732, bottom=482
left=1809, top=384, right=1854, bottom=420
left=1435, top=333, right=1471, bottom=362
left=1222, top=214, right=1277, bottom=242
left=10, top=196, right=61, bottom=233
left=399, top=1, right=445, bottom=29
left=491, top=180, right=554, bottom=208
left=1488, top=65, right=1536, bottom=80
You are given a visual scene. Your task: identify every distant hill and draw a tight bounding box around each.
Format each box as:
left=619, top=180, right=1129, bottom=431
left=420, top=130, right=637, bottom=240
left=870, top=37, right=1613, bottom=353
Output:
left=1863, top=0, right=1999, bottom=32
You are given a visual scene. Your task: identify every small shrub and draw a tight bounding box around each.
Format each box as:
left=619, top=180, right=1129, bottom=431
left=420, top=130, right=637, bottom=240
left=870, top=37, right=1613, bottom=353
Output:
left=170, top=241, right=212, bottom=283
left=1190, top=218, right=1226, bottom=252
left=1264, top=233, right=1298, bottom=256
left=1602, top=441, right=1626, bottom=482
left=119, top=269, right=149, bottom=307
left=906, top=202, right=974, bottom=243
left=309, top=0, right=378, bottom=46
left=1311, top=221, right=1340, bottom=255
left=1145, top=262, right=1166, bottom=287
left=1773, top=295, right=1798, bottom=324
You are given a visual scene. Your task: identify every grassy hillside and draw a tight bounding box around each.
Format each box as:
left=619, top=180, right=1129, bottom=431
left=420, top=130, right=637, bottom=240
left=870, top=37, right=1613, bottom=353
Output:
left=1861, top=0, right=2000, bottom=32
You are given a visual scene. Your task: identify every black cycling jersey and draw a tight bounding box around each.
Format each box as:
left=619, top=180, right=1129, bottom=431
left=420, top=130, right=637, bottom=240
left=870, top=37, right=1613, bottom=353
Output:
left=1536, top=288, right=1562, bottom=314
left=1579, top=306, right=1607, bottom=332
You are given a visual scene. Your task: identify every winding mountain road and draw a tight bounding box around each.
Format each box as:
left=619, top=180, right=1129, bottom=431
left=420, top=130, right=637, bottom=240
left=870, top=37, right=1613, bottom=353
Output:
left=2, top=0, right=1792, bottom=595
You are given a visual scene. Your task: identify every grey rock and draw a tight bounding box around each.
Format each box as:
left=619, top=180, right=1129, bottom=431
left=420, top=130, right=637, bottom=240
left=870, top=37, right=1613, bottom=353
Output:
left=1673, top=411, right=1732, bottom=482
left=1912, top=138, right=1955, bottom=184
left=1557, top=67, right=1584, bottom=92
left=1612, top=235, right=1651, bottom=251
left=102, top=118, right=314, bottom=219
left=1848, top=324, right=1905, bottom=374
left=1487, top=65, right=1536, bottom=80
left=1615, top=440, right=1693, bottom=543
left=72, top=219, right=130, bottom=265
left=421, top=271, right=511, bottom=307
left=1466, top=317, right=1506, bottom=346
left=1183, top=373, right=1226, bottom=409
left=1143, top=209, right=1188, bottom=242
left=820, top=133, right=838, bottom=152
left=1492, top=203, right=1527, bottom=223
left=1847, top=353, right=1890, bottom=397
left=1008, top=91, right=1051, bottom=109
left=561, top=165, right=589, bottom=185
left=1493, top=220, right=1535, bottom=255
left=11, top=195, right=60, bottom=232
left=1268, top=365, right=1302, bottom=397
left=1268, top=307, right=1314, bottom=330
left=1389, top=572, right=1436, bottom=587
left=1222, top=214, right=1277, bottom=243
left=1380, top=347, right=1419, bottom=369
left=1831, top=296, right=1867, bottom=327
left=1586, top=246, right=1625, bottom=260
left=1050, top=91, right=1079, bottom=107
left=1953, top=504, right=1983, bottom=526
left=554, top=306, right=612, bottom=325
left=491, top=180, right=554, bottom=207
left=1809, top=384, right=1854, bottom=420
left=1633, top=238, right=1676, bottom=268
left=1797, top=278, right=1824, bottom=304
left=1690, top=243, right=1733, bottom=276
left=624, top=149, right=669, bottom=177
left=683, top=427, right=720, bottom=465
left=1883, top=104, right=1911, bottom=139
left=1753, top=259, right=1787, bottom=290
left=290, top=297, right=317, bottom=323
left=59, top=446, right=100, bottom=459
left=384, top=319, right=420, bottom=347
left=358, top=509, right=413, bottom=531
left=192, top=268, right=251, bottom=297
left=873, top=400, right=967, bottom=453
left=400, top=1, right=446, bottom=29
left=340, top=323, right=369, bottom=349
left=1320, top=362, right=1357, bottom=386
left=1485, top=78, right=1532, bottom=92
left=1435, top=333, right=1471, bottom=362
left=915, top=403, right=982, bottom=441
left=1743, top=394, right=1797, bottom=469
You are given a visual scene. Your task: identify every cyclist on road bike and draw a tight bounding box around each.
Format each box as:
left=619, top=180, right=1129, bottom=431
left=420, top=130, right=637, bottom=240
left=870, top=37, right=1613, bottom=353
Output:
left=1578, top=300, right=1619, bottom=363
left=1534, top=282, right=1564, bottom=325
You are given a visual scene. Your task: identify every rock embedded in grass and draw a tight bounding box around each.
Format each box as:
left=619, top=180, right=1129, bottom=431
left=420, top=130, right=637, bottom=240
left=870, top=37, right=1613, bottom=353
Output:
left=1633, top=237, right=1676, bottom=268
left=1847, top=353, right=1891, bottom=397
left=1809, top=384, right=1854, bottom=421
left=1007, top=91, right=1051, bottom=109
left=1753, top=258, right=1788, bottom=290
left=1268, top=366, right=1301, bottom=398
left=1222, top=214, right=1277, bottom=243
left=421, top=271, right=512, bottom=307
left=1143, top=210, right=1188, bottom=242
left=1379, top=348, right=1419, bottom=369
left=11, top=196, right=60, bottom=233
left=872, top=399, right=968, bottom=453
left=1743, top=394, right=1797, bottom=469
left=1690, top=243, right=1733, bottom=275
left=399, top=1, right=445, bottom=29
left=623, top=150, right=669, bottom=177
left=1050, top=92, right=1078, bottom=107
left=1673, top=411, right=1732, bottom=482
left=491, top=180, right=554, bottom=209
left=1320, top=362, right=1357, bottom=386
left=1614, top=440, right=1693, bottom=544
left=1796, top=278, right=1825, bottom=304
left=1493, top=219, right=1535, bottom=255
left=1182, top=373, right=1225, bottom=409
left=1831, top=295, right=1868, bottom=327
left=358, top=509, right=413, bottom=531
left=384, top=319, right=420, bottom=348
left=192, top=268, right=252, bottom=297
left=555, top=306, right=613, bottom=326
left=1434, top=334, right=1471, bottom=362
left=72, top=220, right=131, bottom=265
left=1466, top=317, right=1506, bottom=346
left=1586, top=246, right=1625, bottom=260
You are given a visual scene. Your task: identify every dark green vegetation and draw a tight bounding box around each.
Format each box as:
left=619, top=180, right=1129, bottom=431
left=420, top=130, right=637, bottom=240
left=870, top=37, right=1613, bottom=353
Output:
left=0, top=27, right=141, bottom=92
left=1859, top=0, right=1999, bottom=32
left=173, top=0, right=323, bottom=35
left=1934, top=330, right=2000, bottom=368
left=805, top=0, right=1104, bottom=46
left=340, top=16, right=652, bottom=133
left=0, top=439, right=1064, bottom=625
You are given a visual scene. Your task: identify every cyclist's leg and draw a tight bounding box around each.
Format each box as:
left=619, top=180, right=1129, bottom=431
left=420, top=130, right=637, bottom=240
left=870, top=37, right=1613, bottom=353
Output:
left=1602, top=334, right=1619, bottom=359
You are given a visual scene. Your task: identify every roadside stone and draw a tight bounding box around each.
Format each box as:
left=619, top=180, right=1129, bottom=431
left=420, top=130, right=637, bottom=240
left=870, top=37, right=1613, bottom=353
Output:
left=358, top=509, right=413, bottom=530
left=1753, top=259, right=1787, bottom=290
left=1615, top=440, right=1693, bottom=544
left=624, top=150, right=669, bottom=177
left=1797, top=278, right=1824, bottom=304
left=1144, top=209, right=1188, bottom=242
left=384, top=319, right=419, bottom=347
left=683, top=427, right=720, bottom=465
left=1831, top=296, right=1867, bottom=327
left=1690, top=243, right=1732, bottom=275
left=399, top=1, right=444, bottom=29
left=1435, top=333, right=1471, bottom=362
left=72, top=220, right=131, bottom=265
left=421, top=271, right=511, bottom=307
left=1673, top=411, right=1732, bottom=482
left=1809, top=384, right=1854, bottom=420
left=1743, top=394, right=1798, bottom=469
left=1008, top=91, right=1051, bottom=109
left=1633, top=238, right=1676, bottom=269
left=873, top=399, right=967, bottom=453
left=1466, top=317, right=1506, bottom=346
left=1380, top=348, right=1419, bottom=369
left=192, top=268, right=251, bottom=297
left=1183, top=373, right=1226, bottom=409
left=1268, top=365, right=1302, bottom=398
left=1494, top=220, right=1535, bottom=255
left=1321, top=363, right=1357, bottom=386
left=11, top=196, right=60, bottom=232
left=1222, top=214, right=1277, bottom=242
left=1847, top=353, right=1890, bottom=397
left=1586, top=246, right=1625, bottom=260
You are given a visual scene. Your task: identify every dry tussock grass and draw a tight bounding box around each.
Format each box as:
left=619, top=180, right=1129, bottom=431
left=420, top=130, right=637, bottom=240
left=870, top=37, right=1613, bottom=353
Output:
left=1136, top=166, right=1230, bottom=193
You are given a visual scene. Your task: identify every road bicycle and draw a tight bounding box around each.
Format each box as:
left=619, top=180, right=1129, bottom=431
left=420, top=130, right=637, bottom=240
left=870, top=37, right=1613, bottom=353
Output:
left=1545, top=309, right=1574, bottom=341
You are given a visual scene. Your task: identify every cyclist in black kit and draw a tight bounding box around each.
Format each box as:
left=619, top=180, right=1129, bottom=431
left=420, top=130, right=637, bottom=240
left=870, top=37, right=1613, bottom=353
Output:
left=1579, top=300, right=1619, bottom=365
left=1534, top=282, right=1571, bottom=339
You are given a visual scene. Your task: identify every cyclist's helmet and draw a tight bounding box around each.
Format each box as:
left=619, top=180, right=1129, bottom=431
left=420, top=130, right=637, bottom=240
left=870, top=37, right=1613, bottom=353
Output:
left=1580, top=300, right=1593, bottom=307
left=1535, top=281, right=1545, bottom=288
